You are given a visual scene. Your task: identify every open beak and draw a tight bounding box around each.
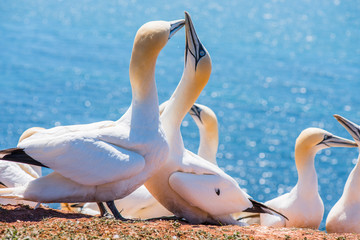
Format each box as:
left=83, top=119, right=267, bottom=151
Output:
left=334, top=114, right=360, bottom=143
left=169, top=19, right=185, bottom=39
left=184, top=11, right=206, bottom=69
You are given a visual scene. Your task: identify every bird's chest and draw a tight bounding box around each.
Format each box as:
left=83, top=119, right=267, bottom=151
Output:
left=286, top=195, right=323, bottom=228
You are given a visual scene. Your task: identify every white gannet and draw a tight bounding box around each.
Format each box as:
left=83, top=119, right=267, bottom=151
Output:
left=326, top=115, right=360, bottom=233
left=260, top=127, right=357, bottom=229
left=0, top=18, right=185, bottom=220
left=66, top=102, right=220, bottom=219
left=189, top=103, right=218, bottom=165
left=144, top=12, right=286, bottom=226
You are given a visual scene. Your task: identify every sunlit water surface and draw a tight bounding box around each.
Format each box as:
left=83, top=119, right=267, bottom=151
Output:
left=1, top=0, right=360, bottom=229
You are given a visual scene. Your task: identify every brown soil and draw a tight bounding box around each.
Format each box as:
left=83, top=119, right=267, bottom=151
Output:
left=0, top=205, right=359, bottom=239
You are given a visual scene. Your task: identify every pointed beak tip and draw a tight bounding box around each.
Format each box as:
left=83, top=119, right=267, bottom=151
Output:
left=184, top=11, right=190, bottom=19
left=333, top=114, right=341, bottom=121
left=168, top=19, right=185, bottom=39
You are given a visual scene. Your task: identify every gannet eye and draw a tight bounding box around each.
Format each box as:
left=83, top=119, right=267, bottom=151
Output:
left=199, top=50, right=205, bottom=57
left=323, top=134, right=332, bottom=141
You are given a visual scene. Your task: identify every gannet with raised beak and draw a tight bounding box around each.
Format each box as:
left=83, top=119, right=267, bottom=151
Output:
left=144, top=12, right=286, bottom=225
left=326, top=115, right=360, bottom=233
left=0, top=18, right=185, bottom=220
left=260, top=127, right=357, bottom=229
left=65, top=102, right=220, bottom=219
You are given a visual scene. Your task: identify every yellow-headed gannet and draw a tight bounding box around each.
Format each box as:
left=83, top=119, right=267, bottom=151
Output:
left=189, top=103, right=218, bottom=165
left=326, top=115, right=360, bottom=233
left=0, top=18, right=185, bottom=220
left=144, top=12, right=286, bottom=226
left=260, top=127, right=357, bottom=229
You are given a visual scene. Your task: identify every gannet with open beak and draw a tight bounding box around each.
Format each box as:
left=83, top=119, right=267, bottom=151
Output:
left=260, top=127, right=357, bottom=229
left=65, top=102, right=220, bottom=219
left=0, top=18, right=185, bottom=220
left=144, top=12, right=286, bottom=225
left=326, top=115, right=360, bottom=233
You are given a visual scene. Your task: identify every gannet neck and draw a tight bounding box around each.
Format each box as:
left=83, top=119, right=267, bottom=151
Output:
left=189, top=103, right=218, bottom=164
left=198, top=129, right=218, bottom=165
left=129, top=22, right=167, bottom=103
left=197, top=119, right=218, bottom=164
left=342, top=158, right=360, bottom=200
left=294, top=146, right=319, bottom=194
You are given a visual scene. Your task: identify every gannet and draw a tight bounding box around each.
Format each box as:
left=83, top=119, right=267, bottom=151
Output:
left=326, top=115, right=360, bottom=233
left=189, top=103, right=218, bottom=165
left=260, top=127, right=357, bottom=229
left=0, top=18, right=185, bottom=220
left=144, top=12, right=286, bottom=226
left=64, top=102, right=220, bottom=219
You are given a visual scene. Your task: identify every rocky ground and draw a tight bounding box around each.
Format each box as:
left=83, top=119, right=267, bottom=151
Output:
left=0, top=205, right=359, bottom=239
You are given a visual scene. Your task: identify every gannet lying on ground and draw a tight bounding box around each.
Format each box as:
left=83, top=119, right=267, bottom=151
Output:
left=144, top=12, right=286, bottom=226
left=63, top=102, right=220, bottom=219
left=0, top=18, right=186, bottom=220
left=326, top=115, right=360, bottom=233
left=260, top=127, right=357, bottom=229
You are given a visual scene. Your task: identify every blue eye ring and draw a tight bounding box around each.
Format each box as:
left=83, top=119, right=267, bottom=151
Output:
left=199, top=50, right=205, bottom=57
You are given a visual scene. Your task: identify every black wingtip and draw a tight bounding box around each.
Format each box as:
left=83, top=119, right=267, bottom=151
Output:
left=244, top=199, right=289, bottom=221
left=0, top=148, right=49, bottom=168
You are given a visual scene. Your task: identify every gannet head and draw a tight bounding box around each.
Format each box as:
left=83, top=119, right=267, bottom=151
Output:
left=296, top=127, right=357, bottom=152
left=129, top=19, right=184, bottom=98
left=183, top=11, right=212, bottom=89
left=132, top=19, right=185, bottom=58
left=334, top=114, right=360, bottom=146
left=189, top=103, right=218, bottom=131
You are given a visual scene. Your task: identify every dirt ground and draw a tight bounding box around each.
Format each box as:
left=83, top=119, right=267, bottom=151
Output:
left=0, top=205, right=359, bottom=239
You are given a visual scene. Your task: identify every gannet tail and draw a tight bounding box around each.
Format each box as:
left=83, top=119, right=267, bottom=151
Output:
left=243, top=199, right=289, bottom=221
left=0, top=148, right=48, bottom=168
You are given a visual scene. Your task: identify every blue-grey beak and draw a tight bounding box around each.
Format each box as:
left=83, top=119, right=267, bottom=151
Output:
left=169, top=19, right=185, bottom=39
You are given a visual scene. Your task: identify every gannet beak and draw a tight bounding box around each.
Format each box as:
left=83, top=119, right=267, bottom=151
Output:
left=319, top=134, right=357, bottom=148
left=189, top=104, right=203, bottom=123
left=169, top=19, right=185, bottom=39
left=184, top=11, right=207, bottom=69
left=334, top=114, right=360, bottom=143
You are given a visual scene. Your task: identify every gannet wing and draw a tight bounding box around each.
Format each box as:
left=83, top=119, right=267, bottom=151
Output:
left=169, top=172, right=252, bottom=216
left=0, top=162, right=36, bottom=188
left=17, top=163, right=41, bottom=178
left=5, top=137, right=145, bottom=186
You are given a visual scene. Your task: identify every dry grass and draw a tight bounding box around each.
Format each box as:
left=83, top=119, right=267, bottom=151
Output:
left=1, top=205, right=360, bottom=239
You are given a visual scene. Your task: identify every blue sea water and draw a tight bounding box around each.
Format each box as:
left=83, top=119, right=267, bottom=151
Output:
left=0, top=0, right=359, bottom=229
